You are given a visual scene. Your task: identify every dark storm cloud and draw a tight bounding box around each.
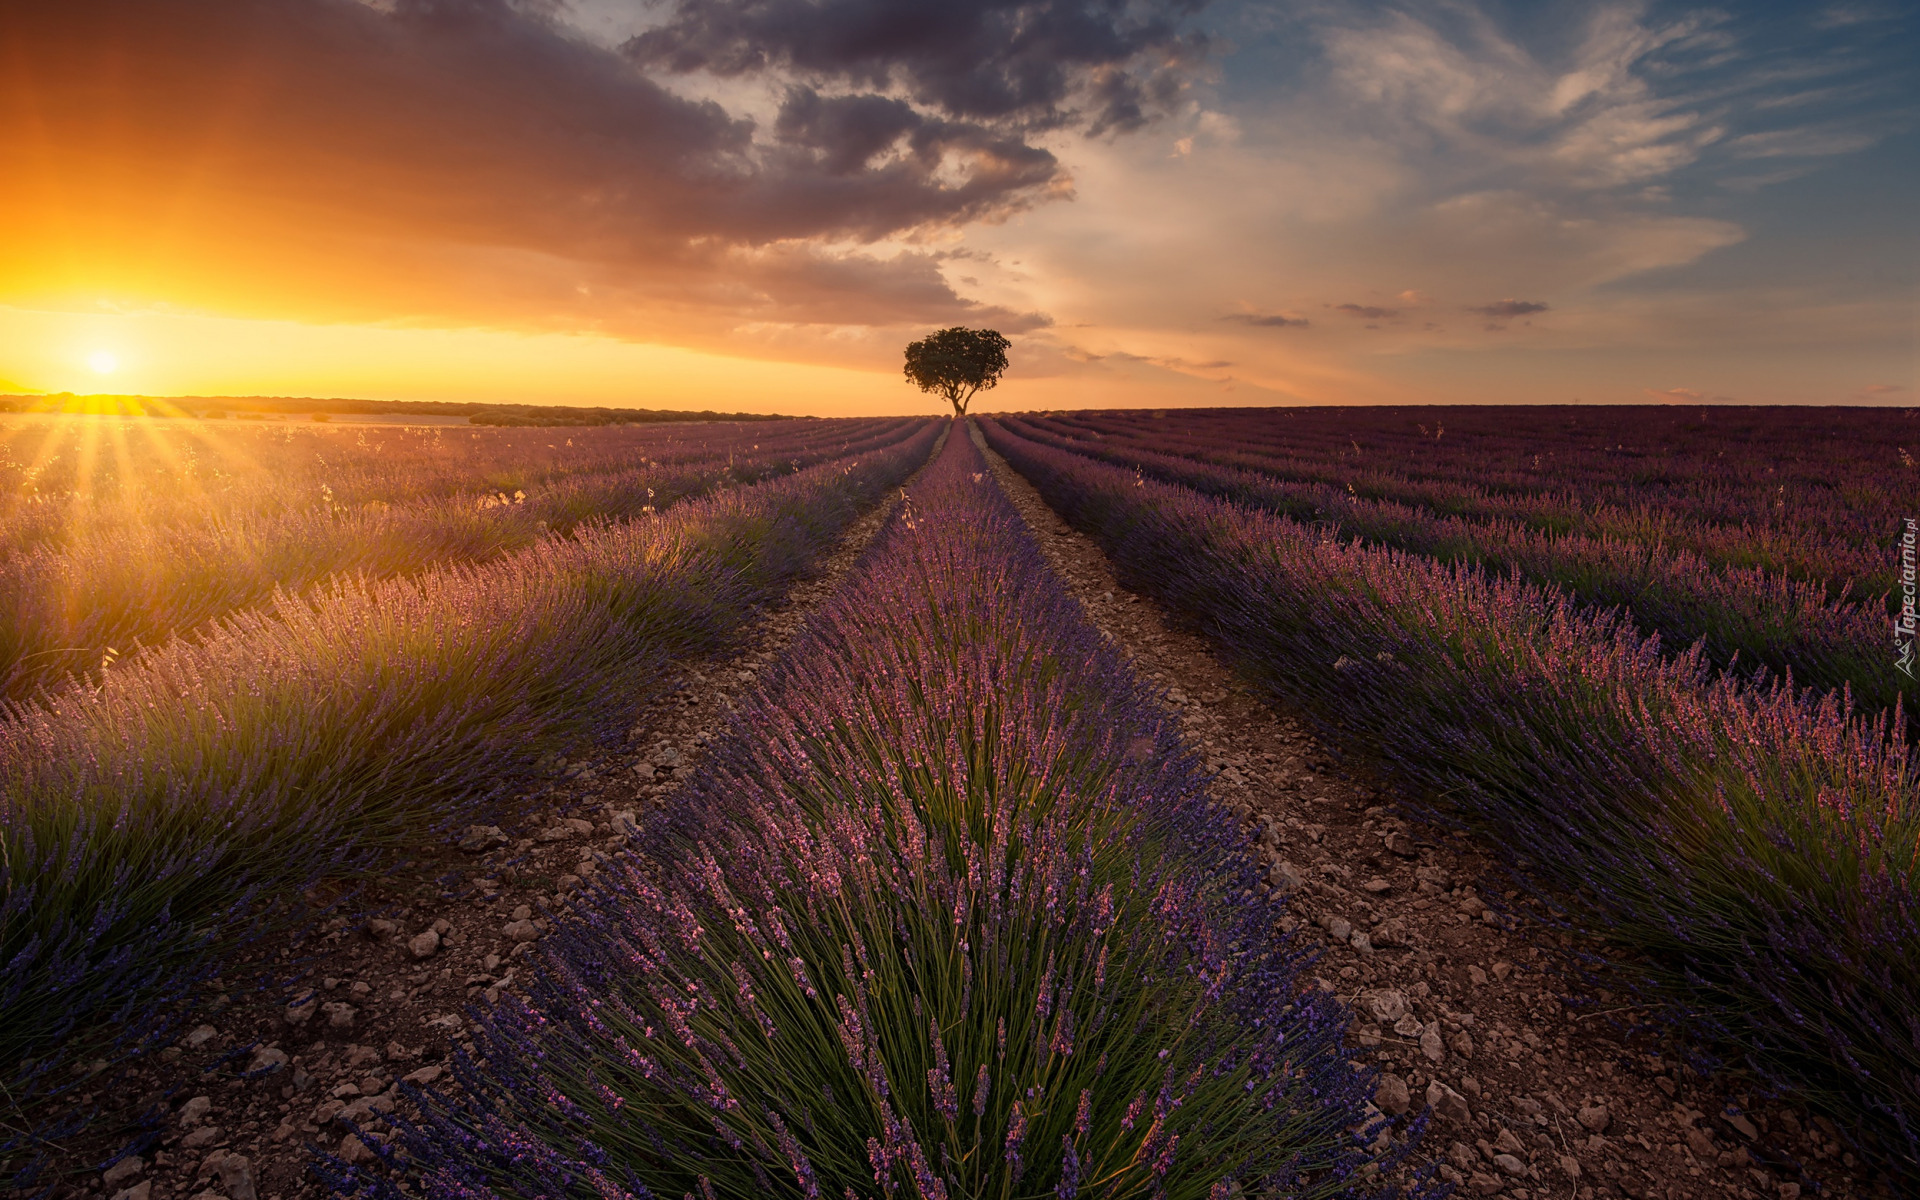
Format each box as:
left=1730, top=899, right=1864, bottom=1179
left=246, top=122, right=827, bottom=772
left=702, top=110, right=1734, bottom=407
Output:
left=626, top=0, right=1211, bottom=135
left=775, top=89, right=925, bottom=175
left=1222, top=313, right=1310, bottom=328
left=1334, top=303, right=1399, bottom=319
left=762, top=87, right=1061, bottom=234
left=1467, top=300, right=1551, bottom=319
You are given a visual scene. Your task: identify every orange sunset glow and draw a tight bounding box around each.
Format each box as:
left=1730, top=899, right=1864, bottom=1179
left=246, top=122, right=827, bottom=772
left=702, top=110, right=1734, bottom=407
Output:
left=2, top=0, right=1912, bottom=412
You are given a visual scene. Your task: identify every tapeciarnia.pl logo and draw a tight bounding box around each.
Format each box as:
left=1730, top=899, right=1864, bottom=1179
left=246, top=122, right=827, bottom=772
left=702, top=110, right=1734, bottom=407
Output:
left=1898, top=517, right=1917, bottom=679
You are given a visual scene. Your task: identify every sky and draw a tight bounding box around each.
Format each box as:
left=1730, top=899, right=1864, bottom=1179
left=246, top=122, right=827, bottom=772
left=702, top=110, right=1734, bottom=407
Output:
left=1, top=0, right=1913, bottom=415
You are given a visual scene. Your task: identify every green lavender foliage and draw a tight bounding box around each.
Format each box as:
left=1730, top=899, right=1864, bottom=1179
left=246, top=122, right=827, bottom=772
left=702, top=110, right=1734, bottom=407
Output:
left=0, top=424, right=939, bottom=1176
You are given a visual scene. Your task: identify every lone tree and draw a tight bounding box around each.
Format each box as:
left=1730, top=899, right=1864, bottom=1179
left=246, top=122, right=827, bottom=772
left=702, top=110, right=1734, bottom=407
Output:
left=903, top=327, right=1010, bottom=416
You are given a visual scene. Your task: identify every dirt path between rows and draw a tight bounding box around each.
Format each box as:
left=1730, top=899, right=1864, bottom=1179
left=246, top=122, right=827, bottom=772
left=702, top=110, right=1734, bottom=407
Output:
left=974, top=425, right=1886, bottom=1200
left=57, top=434, right=948, bottom=1200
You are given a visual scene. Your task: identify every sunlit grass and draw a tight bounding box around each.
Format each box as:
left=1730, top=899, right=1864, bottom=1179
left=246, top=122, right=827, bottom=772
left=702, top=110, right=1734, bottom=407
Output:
left=0, top=417, right=921, bottom=699
left=0, top=423, right=939, bottom=1182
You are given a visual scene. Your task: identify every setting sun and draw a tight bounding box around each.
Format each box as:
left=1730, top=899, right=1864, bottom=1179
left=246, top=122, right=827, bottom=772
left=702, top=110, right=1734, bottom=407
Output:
left=86, top=349, right=118, bottom=374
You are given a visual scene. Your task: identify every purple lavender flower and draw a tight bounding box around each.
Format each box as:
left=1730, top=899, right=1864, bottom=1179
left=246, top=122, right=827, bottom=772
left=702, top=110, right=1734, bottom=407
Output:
left=981, top=412, right=1920, bottom=1173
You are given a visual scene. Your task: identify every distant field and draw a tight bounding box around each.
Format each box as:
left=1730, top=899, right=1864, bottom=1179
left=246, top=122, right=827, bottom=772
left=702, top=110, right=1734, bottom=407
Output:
left=0, top=411, right=477, bottom=425
left=0, top=393, right=791, bottom=426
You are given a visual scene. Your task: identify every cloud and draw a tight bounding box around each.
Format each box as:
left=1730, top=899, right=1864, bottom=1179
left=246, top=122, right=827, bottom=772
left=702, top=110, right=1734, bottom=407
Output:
left=1726, top=125, right=1882, bottom=159
left=1644, top=386, right=1735, bottom=402
left=1314, top=0, right=1900, bottom=197
left=1319, top=4, right=1732, bottom=191
left=2, top=0, right=1187, bottom=354
left=1812, top=3, right=1905, bottom=29
left=1221, top=312, right=1310, bottom=328
left=625, top=0, right=1211, bottom=136
left=703, top=244, right=1053, bottom=331
left=1858, top=383, right=1909, bottom=396
left=1334, top=303, right=1399, bottom=319
left=773, top=88, right=924, bottom=175
left=1065, top=347, right=1232, bottom=375
left=1468, top=299, right=1550, bottom=319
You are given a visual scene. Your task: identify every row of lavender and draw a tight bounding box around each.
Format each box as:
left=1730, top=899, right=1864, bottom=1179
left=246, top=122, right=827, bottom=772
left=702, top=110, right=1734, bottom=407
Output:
left=981, top=418, right=1920, bottom=1173
left=0, top=418, right=920, bottom=699
left=0, top=422, right=939, bottom=1181
left=0, top=416, right=850, bottom=553
left=331, top=428, right=1429, bottom=1200
left=1043, top=406, right=1908, bottom=581
left=1035, top=407, right=1907, bottom=598
left=998, top=416, right=1915, bottom=726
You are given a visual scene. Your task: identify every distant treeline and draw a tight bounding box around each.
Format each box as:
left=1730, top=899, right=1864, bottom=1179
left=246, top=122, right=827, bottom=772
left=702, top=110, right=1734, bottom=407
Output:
left=0, top=393, right=794, bottom=425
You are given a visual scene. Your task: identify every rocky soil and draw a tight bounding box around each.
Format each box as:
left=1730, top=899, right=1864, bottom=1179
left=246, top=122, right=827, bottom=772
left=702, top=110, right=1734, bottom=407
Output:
left=34, top=426, right=1894, bottom=1200
left=977, top=429, right=1891, bottom=1200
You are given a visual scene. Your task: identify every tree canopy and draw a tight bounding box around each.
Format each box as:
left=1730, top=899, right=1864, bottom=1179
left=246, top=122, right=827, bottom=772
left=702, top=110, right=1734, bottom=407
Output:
left=902, top=327, right=1010, bottom=415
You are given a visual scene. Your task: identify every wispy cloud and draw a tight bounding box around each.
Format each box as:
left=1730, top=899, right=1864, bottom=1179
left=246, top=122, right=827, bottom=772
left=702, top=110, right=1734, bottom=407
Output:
left=1811, top=3, right=1906, bottom=30
left=1468, top=299, right=1550, bottom=319
left=1645, top=386, right=1736, bottom=402
left=1318, top=3, right=1732, bottom=191
left=1314, top=0, right=1904, bottom=196
left=1725, top=125, right=1883, bottom=158
left=1221, top=312, right=1310, bottom=328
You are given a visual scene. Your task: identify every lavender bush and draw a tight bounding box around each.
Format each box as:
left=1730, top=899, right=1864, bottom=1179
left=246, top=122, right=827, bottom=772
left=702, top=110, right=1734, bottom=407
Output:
left=342, top=427, right=1431, bottom=1200
left=0, top=423, right=938, bottom=1176
left=998, top=416, right=1915, bottom=727
left=0, top=416, right=890, bottom=555
left=983, top=418, right=1920, bottom=1172
left=0, top=418, right=922, bottom=699
left=1025, top=406, right=1910, bottom=590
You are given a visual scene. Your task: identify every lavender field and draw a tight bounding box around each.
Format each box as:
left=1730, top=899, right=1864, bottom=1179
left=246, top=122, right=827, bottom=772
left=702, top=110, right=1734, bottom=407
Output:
left=983, top=407, right=1918, bottom=1176
left=3, top=407, right=1912, bottom=1198
left=335, top=429, right=1416, bottom=1200
left=0, top=417, right=922, bottom=699
left=1, top=415, right=939, bottom=1178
